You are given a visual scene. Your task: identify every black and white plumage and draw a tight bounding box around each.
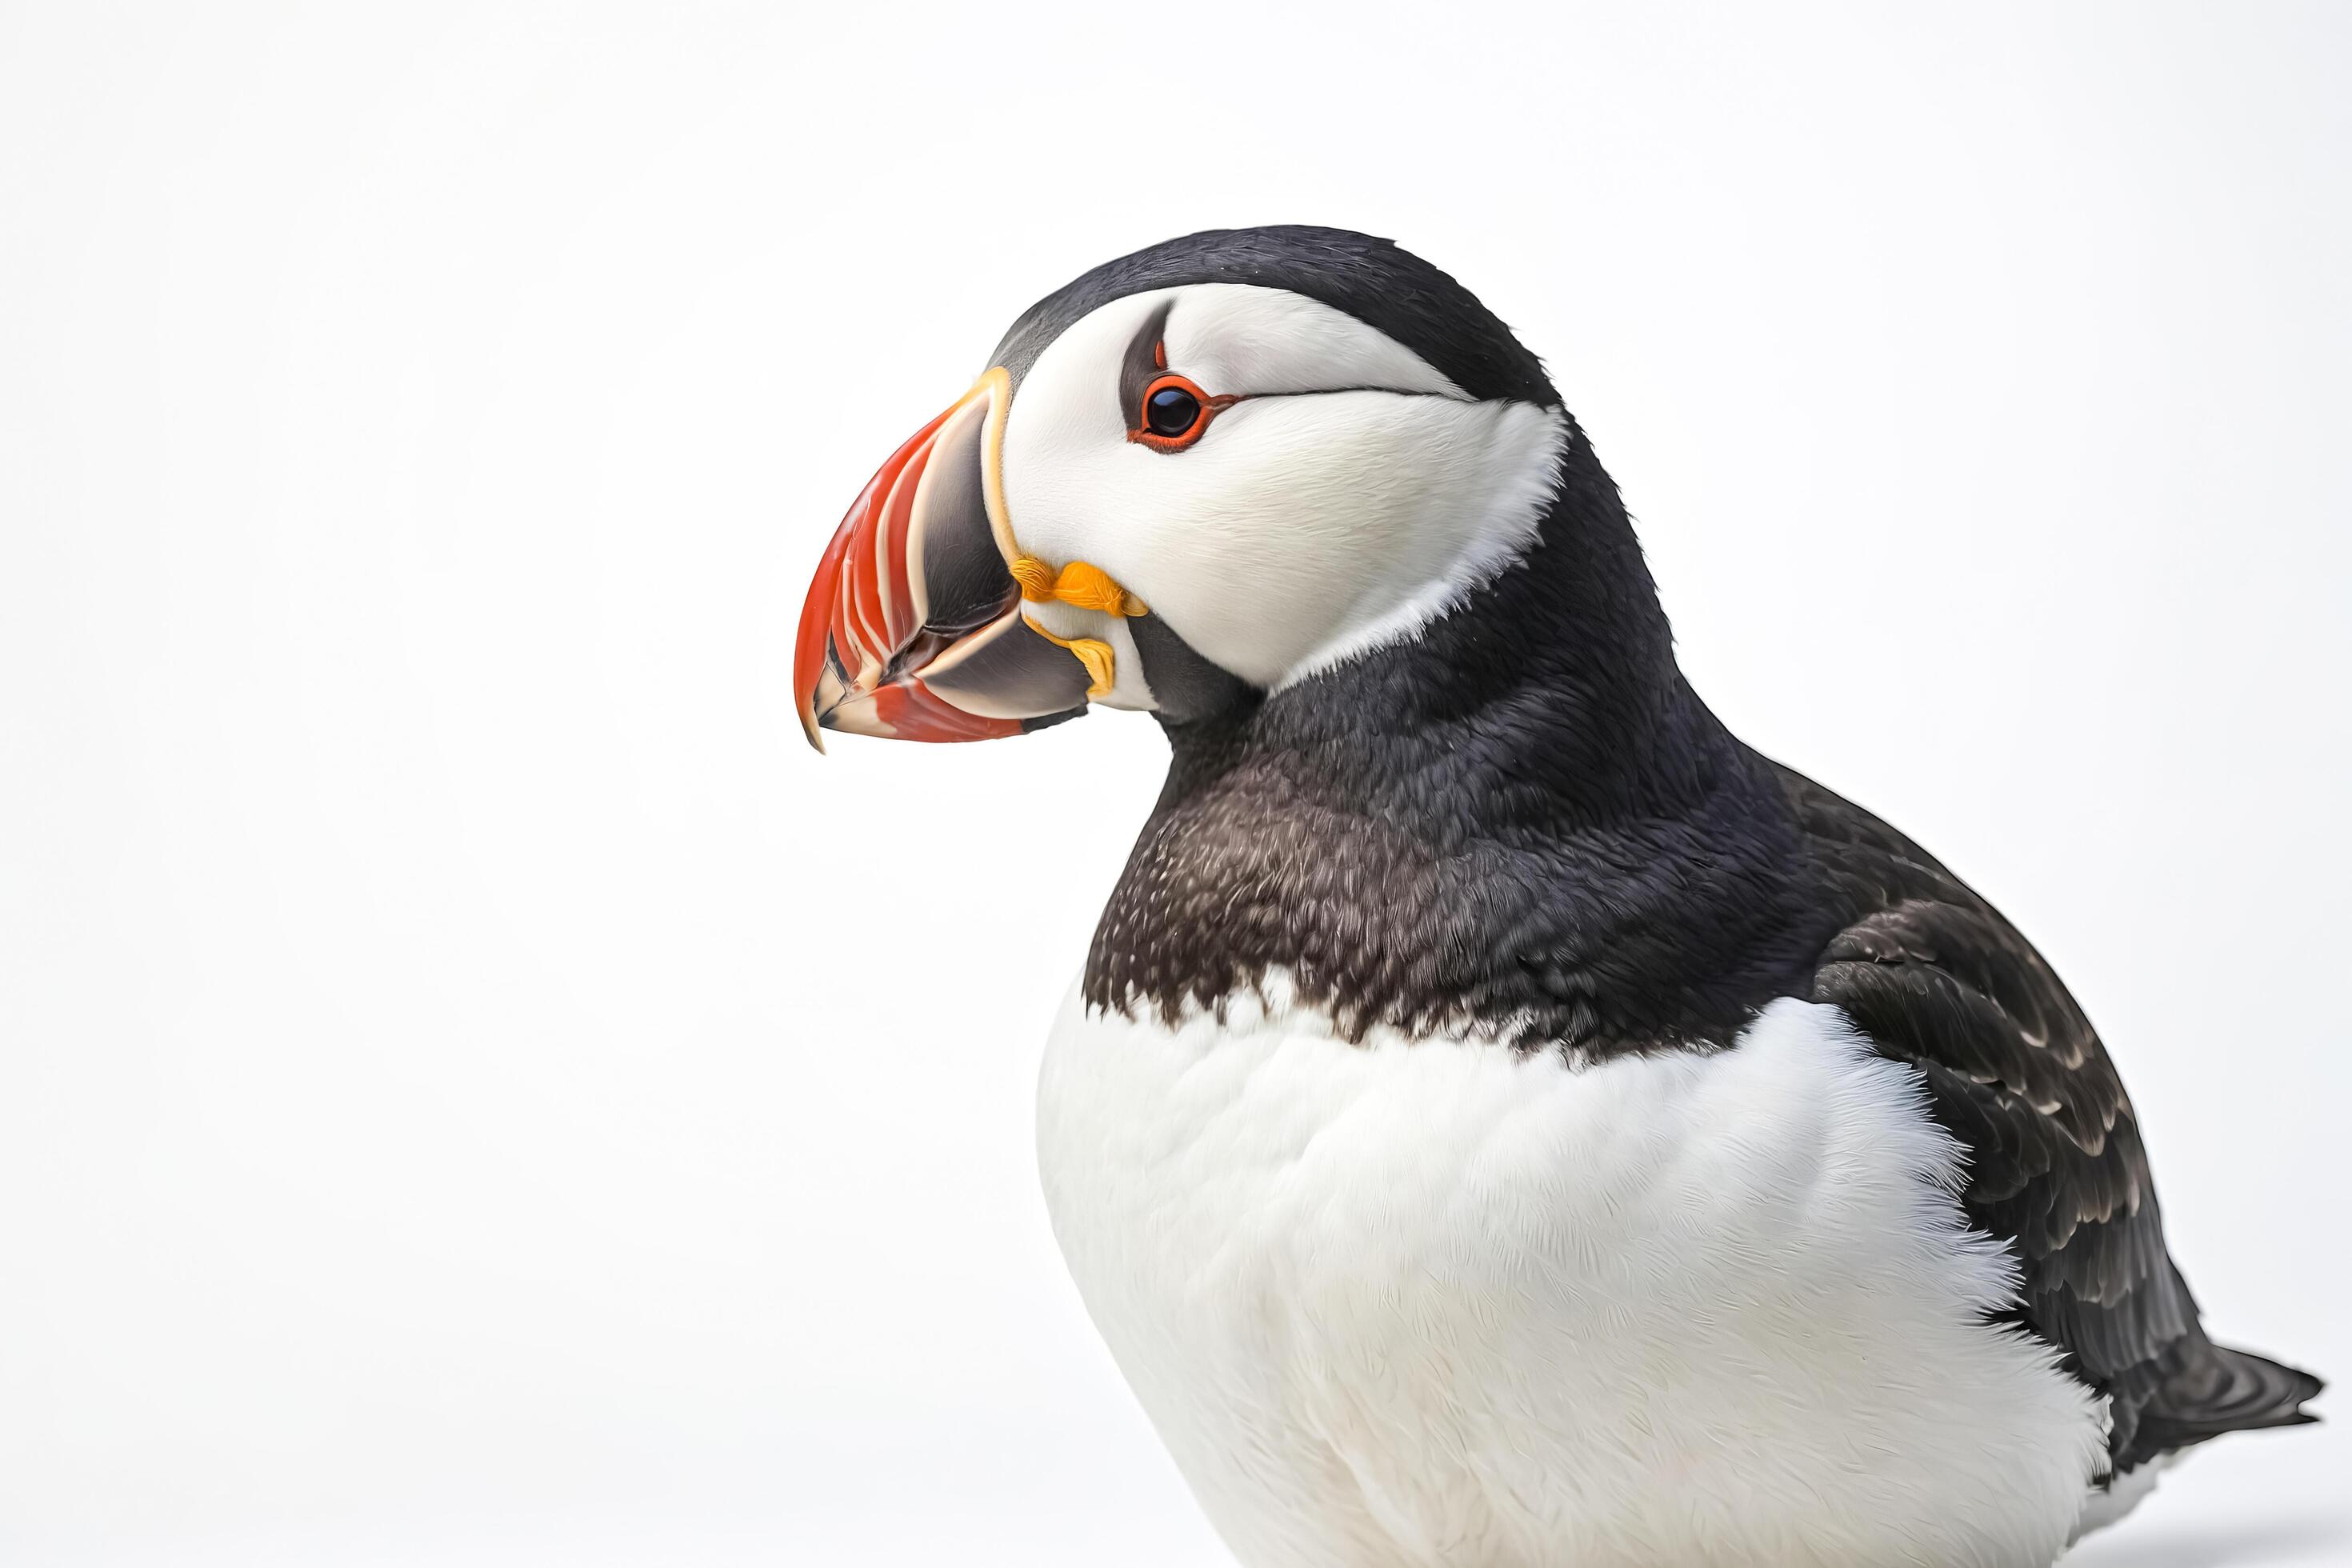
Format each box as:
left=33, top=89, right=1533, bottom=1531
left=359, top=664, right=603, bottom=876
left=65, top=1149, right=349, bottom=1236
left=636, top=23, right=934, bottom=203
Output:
left=796, top=226, right=2320, bottom=1566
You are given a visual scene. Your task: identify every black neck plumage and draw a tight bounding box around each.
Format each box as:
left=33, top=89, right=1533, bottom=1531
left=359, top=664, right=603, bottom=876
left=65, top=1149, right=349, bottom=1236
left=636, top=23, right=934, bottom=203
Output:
left=1086, top=430, right=1837, bottom=1054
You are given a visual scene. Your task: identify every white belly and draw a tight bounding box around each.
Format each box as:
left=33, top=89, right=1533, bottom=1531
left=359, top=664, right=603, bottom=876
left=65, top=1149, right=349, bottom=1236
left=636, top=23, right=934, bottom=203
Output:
left=1034, top=980, right=2112, bottom=1568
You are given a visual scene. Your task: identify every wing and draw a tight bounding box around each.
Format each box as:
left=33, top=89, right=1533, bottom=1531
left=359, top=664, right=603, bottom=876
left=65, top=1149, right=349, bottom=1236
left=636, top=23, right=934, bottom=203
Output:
left=1777, top=765, right=2319, bottom=1470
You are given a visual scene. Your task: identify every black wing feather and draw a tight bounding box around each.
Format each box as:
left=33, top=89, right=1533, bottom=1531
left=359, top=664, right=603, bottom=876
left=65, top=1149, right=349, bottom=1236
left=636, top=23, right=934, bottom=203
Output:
left=1780, top=766, right=2320, bottom=1470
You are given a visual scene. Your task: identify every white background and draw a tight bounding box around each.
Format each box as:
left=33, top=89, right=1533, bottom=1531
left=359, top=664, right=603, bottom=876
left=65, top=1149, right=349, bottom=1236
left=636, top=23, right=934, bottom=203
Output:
left=3, top=3, right=2346, bottom=1564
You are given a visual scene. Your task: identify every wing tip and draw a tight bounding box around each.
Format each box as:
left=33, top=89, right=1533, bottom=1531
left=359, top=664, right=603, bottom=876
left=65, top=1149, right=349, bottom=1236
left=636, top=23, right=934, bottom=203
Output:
left=2139, top=1343, right=2324, bottom=1454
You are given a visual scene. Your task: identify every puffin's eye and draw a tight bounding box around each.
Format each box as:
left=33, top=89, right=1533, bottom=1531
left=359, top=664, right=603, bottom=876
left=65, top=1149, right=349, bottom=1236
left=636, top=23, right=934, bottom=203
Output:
left=1131, top=372, right=1222, bottom=452
left=1146, top=383, right=1201, bottom=437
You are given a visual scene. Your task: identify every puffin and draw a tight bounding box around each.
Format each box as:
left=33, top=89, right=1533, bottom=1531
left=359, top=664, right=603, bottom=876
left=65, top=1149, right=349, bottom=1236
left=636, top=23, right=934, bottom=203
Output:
left=792, top=226, right=2320, bottom=1567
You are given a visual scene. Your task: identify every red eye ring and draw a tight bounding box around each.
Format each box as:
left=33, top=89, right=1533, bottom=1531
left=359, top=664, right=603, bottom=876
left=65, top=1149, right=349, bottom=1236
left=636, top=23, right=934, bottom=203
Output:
left=1130, top=372, right=1234, bottom=453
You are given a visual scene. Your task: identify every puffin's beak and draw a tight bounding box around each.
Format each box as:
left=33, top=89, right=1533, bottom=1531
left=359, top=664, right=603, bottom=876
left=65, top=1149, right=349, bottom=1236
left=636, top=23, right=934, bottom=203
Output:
left=794, top=369, right=1094, bottom=749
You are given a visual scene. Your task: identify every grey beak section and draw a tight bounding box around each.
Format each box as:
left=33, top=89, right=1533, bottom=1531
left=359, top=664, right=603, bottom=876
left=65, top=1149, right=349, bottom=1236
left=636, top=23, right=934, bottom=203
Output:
left=907, top=403, right=1012, bottom=641
left=916, top=612, right=1095, bottom=720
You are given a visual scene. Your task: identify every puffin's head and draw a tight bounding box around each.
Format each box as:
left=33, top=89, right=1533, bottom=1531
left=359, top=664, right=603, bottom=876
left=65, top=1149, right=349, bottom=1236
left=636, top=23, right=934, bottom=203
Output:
left=795, top=226, right=1571, bottom=745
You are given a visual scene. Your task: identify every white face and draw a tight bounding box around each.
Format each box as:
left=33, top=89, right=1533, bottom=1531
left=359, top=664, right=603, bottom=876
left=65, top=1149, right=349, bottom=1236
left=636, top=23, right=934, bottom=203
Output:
left=998, top=283, right=1570, bottom=706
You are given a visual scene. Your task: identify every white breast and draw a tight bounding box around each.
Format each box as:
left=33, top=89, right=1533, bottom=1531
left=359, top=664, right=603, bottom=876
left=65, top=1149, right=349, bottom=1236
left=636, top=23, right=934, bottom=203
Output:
left=1034, top=980, right=2114, bottom=1568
